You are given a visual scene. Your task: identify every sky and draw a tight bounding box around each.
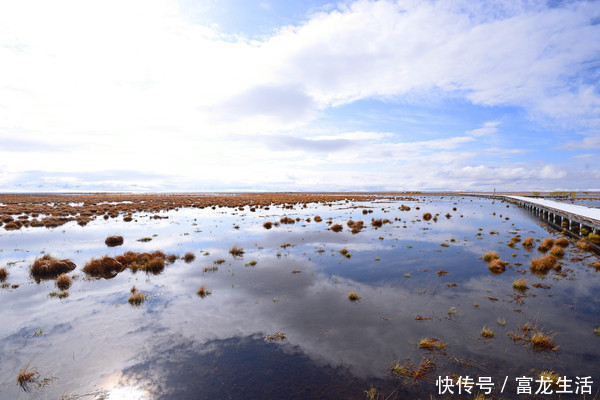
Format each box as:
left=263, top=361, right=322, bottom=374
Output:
left=1, top=0, right=599, bottom=192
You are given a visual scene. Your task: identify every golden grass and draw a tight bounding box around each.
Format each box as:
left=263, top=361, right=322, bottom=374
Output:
left=128, top=291, right=146, bottom=306
left=531, top=331, right=557, bottom=351
left=575, top=239, right=593, bottom=251
left=17, top=363, right=39, bottom=392
left=555, top=237, right=569, bottom=247
left=522, top=237, right=534, bottom=248
left=229, top=246, right=244, bottom=256
left=483, top=251, right=499, bottom=262
left=549, top=245, right=564, bottom=257
left=418, top=337, right=446, bottom=350
left=512, top=278, right=528, bottom=291
left=537, top=238, right=555, bottom=252
left=588, top=233, right=600, bottom=244
left=0, top=267, right=7, bottom=282
left=488, top=259, right=506, bottom=273
left=56, top=273, right=72, bottom=290
left=83, top=256, right=125, bottom=278
left=348, top=291, right=360, bottom=301
left=481, top=327, right=494, bottom=338
left=30, top=255, right=76, bottom=281
left=183, top=252, right=196, bottom=262
left=530, top=254, right=559, bottom=273
left=197, top=285, right=212, bottom=298
left=104, top=235, right=124, bottom=247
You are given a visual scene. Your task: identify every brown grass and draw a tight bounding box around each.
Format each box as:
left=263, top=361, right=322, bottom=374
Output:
left=512, top=278, right=528, bottom=291
left=263, top=221, right=272, bottom=229
left=483, top=251, right=499, bottom=262
left=56, top=274, right=72, bottom=290
left=531, top=331, right=557, bottom=351
left=83, top=256, right=125, bottom=278
left=17, top=363, right=39, bottom=392
left=197, top=285, right=212, bottom=298
left=229, top=246, right=244, bottom=256
left=128, top=291, right=146, bottom=306
left=588, top=233, right=600, bottom=244
left=488, top=259, right=506, bottom=273
left=537, top=238, right=555, bottom=252
left=105, top=235, right=124, bottom=247
left=522, top=237, right=534, bottom=248
left=280, top=216, right=295, bottom=224
left=555, top=237, right=569, bottom=248
left=30, top=255, right=76, bottom=281
left=422, top=213, right=432, bottom=221
left=575, top=239, right=593, bottom=251
left=549, top=245, right=564, bottom=257
left=0, top=267, right=7, bottom=282
left=184, top=252, right=196, bottom=262
left=348, top=291, right=360, bottom=301
left=330, top=224, right=343, bottom=232
left=314, top=215, right=323, bottom=222
left=418, top=337, right=446, bottom=350
left=530, top=254, right=559, bottom=273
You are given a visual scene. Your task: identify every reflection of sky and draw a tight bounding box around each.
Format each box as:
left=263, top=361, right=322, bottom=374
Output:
left=1, top=197, right=600, bottom=398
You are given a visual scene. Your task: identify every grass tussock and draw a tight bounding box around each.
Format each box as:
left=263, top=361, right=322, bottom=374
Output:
left=30, top=255, right=76, bottom=281
left=56, top=274, right=72, bottom=290
left=483, top=251, right=499, bottom=262
left=481, top=327, right=494, bottom=338
left=531, top=331, right=557, bottom=351
left=0, top=267, right=7, bottom=282
left=575, top=239, right=593, bottom=251
left=530, top=254, right=559, bottom=273
left=197, top=285, right=212, bottom=298
left=522, top=237, right=534, bottom=248
left=537, top=238, right=555, bottom=252
left=280, top=216, right=295, bottom=224
left=330, top=224, right=343, bottom=232
left=512, top=279, right=528, bottom=291
left=263, top=221, right=272, bottom=229
left=314, top=215, right=323, bottom=222
left=128, top=289, right=146, bottom=306
left=555, top=237, right=569, bottom=248
left=104, top=235, right=124, bottom=247
left=549, top=245, right=564, bottom=257
left=183, top=252, right=195, bottom=262
left=348, top=291, right=360, bottom=301
left=422, top=213, right=432, bottom=221
left=17, top=363, right=39, bottom=392
left=587, top=232, right=600, bottom=244
left=488, top=259, right=506, bottom=273
left=229, top=246, right=244, bottom=256
left=418, top=337, right=446, bottom=350
left=83, top=256, right=125, bottom=278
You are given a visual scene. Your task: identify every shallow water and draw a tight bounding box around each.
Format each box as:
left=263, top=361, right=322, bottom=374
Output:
left=1, top=196, right=600, bottom=399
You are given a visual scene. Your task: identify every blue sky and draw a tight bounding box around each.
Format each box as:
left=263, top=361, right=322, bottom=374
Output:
left=0, top=0, right=599, bottom=192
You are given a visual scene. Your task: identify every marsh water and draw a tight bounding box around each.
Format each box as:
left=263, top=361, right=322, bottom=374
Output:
left=1, top=196, right=600, bottom=399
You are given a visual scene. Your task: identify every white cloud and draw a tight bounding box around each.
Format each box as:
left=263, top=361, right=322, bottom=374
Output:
left=466, top=121, right=501, bottom=137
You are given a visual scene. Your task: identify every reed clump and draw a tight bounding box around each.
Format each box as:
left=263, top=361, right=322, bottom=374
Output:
left=17, top=363, right=39, bottom=392
left=30, top=255, right=76, bottom=281
left=56, top=273, right=72, bottom=290
left=418, top=337, right=446, bottom=350
left=105, top=235, right=124, bottom=247
left=488, top=259, right=506, bottom=273
left=512, top=278, right=528, bottom=291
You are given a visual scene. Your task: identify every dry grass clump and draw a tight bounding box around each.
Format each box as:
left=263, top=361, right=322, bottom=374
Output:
left=264, top=332, right=286, bottom=343
left=422, top=213, right=432, bottom=221
left=399, top=204, right=411, bottom=211
left=537, top=238, right=555, bottom=252
left=0, top=267, right=7, bottom=282
left=555, top=237, right=569, bottom=248
left=263, top=221, right=272, bottom=229
left=17, top=363, right=40, bottom=392
left=56, top=274, right=72, bottom=290
left=280, top=216, right=295, bottom=224
left=512, top=278, right=528, bottom=291
left=197, top=285, right=212, bottom=298
left=229, top=246, right=244, bottom=256
left=30, top=255, right=76, bottom=281
left=348, top=291, right=360, bottom=301
left=549, top=245, right=564, bottom=257
left=314, top=215, right=323, bottom=222
left=330, top=224, right=343, bottom=232
left=166, top=254, right=177, bottom=263
left=128, top=288, right=146, bottom=306
left=522, top=237, right=534, bottom=248
left=371, top=218, right=383, bottom=228
left=184, top=252, right=195, bottom=262
left=105, top=235, right=124, bottom=247
left=530, top=254, right=559, bottom=273
left=588, top=233, right=600, bottom=244
left=488, top=259, right=506, bottom=273
left=531, top=331, right=557, bottom=351
left=418, top=337, right=446, bottom=350
left=575, top=239, right=592, bottom=251
left=83, top=256, right=125, bottom=278
left=4, top=220, right=23, bottom=230
left=483, top=251, right=499, bottom=262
